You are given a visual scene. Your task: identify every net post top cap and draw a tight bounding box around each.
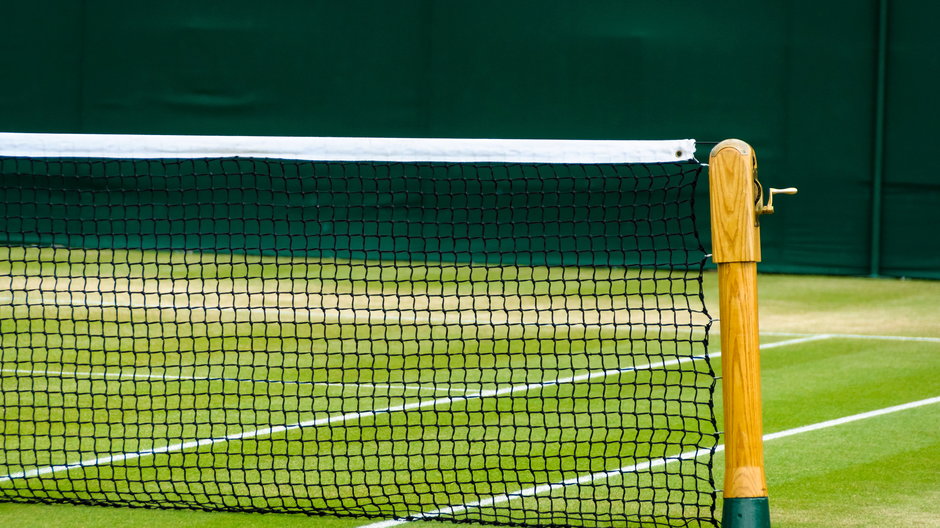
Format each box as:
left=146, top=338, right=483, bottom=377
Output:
left=707, top=138, right=761, bottom=263
left=709, top=139, right=753, bottom=159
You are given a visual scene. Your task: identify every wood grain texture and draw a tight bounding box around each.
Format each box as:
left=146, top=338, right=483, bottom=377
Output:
left=719, top=262, right=768, bottom=498
left=709, top=139, right=761, bottom=263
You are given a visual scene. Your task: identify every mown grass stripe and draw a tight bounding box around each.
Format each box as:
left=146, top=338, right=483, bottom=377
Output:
left=0, top=367, right=474, bottom=395
left=0, top=294, right=704, bottom=331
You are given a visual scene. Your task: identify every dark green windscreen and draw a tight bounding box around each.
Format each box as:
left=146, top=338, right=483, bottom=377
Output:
left=0, top=1, right=936, bottom=278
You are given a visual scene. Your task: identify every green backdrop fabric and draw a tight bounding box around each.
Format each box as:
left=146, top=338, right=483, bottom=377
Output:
left=0, top=1, right=936, bottom=278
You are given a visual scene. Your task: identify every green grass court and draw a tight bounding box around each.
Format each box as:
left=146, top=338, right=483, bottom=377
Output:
left=1, top=249, right=938, bottom=527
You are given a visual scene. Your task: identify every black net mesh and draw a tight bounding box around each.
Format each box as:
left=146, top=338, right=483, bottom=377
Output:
left=0, top=155, right=717, bottom=527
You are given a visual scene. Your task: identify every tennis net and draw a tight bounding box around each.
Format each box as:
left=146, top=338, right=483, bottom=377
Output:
left=0, top=133, right=717, bottom=527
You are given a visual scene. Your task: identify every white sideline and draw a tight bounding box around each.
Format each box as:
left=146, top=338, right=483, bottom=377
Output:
left=757, top=334, right=831, bottom=349
left=0, top=335, right=814, bottom=485
left=762, top=395, right=940, bottom=441
left=359, top=395, right=940, bottom=527
left=762, top=331, right=940, bottom=343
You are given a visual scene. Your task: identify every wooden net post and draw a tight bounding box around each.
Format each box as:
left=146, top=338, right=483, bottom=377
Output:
left=709, top=139, right=794, bottom=527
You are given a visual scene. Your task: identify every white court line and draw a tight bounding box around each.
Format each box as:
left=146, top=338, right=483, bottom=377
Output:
left=359, top=394, right=940, bottom=528
left=0, top=335, right=815, bottom=485
left=755, top=334, right=831, bottom=349
left=763, top=396, right=940, bottom=440
left=0, top=367, right=475, bottom=395
left=762, top=331, right=940, bottom=343
left=361, top=447, right=716, bottom=528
